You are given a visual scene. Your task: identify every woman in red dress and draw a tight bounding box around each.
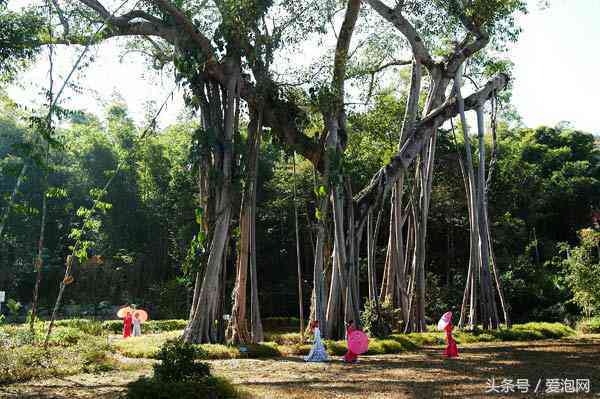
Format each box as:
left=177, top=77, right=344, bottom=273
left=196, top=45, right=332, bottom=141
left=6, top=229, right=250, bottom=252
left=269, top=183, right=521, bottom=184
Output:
left=343, top=320, right=358, bottom=363
left=123, top=311, right=132, bottom=339
left=443, top=322, right=459, bottom=358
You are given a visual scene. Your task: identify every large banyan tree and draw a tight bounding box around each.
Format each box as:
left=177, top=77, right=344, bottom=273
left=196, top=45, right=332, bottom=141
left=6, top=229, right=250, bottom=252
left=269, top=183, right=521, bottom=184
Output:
left=21, top=0, right=524, bottom=342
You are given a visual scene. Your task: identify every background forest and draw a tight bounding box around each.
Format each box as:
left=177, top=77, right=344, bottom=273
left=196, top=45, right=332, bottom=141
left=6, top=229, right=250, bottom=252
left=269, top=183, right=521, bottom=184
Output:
left=1, top=91, right=598, bottom=324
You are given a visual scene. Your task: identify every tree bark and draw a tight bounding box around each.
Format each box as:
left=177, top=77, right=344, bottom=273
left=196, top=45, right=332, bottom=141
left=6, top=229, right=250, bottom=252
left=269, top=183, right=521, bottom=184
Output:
left=184, top=65, right=239, bottom=344
left=292, top=152, right=305, bottom=340
left=0, top=163, right=29, bottom=239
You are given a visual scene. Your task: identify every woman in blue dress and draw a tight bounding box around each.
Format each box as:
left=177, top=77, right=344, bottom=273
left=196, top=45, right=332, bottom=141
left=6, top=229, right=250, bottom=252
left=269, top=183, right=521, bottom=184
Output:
left=304, top=320, right=328, bottom=362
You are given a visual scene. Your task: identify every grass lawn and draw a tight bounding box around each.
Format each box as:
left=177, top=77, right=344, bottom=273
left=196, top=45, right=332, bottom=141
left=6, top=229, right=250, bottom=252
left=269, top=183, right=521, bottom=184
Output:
left=2, top=336, right=599, bottom=398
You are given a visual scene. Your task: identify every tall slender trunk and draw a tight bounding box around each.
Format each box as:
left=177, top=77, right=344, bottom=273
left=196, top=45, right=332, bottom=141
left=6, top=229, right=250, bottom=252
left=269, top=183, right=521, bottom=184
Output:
left=455, top=66, right=505, bottom=329
left=325, top=241, right=342, bottom=338
left=30, top=149, right=49, bottom=334
left=311, top=195, right=329, bottom=336
left=45, top=256, right=74, bottom=347
left=476, top=106, right=498, bottom=329
left=485, top=99, right=510, bottom=326
left=0, top=163, right=29, bottom=238
left=292, top=152, right=305, bottom=340
left=249, top=124, right=263, bottom=342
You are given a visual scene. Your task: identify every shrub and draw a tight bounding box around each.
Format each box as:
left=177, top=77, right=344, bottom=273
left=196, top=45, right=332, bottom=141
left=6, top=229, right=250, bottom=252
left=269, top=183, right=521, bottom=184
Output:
left=127, top=376, right=239, bottom=399
left=126, top=338, right=240, bottom=399
left=81, top=342, right=117, bottom=373
left=145, top=320, right=188, bottom=333
left=12, top=328, right=35, bottom=346
left=561, top=228, right=600, bottom=317
left=263, top=332, right=302, bottom=345
left=0, top=344, right=83, bottom=384
left=576, top=317, right=600, bottom=334
left=361, top=298, right=400, bottom=338
left=323, top=340, right=347, bottom=356
left=153, top=339, right=209, bottom=382
left=55, top=319, right=104, bottom=336
left=102, top=320, right=125, bottom=334
left=102, top=319, right=187, bottom=334
left=243, top=343, right=280, bottom=358
left=278, top=343, right=312, bottom=356
left=112, top=331, right=182, bottom=358
left=47, top=327, right=85, bottom=346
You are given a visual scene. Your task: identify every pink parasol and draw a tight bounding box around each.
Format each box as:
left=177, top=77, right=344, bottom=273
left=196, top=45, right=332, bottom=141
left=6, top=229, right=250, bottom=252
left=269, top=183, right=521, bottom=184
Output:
left=133, top=309, right=149, bottom=323
left=117, top=306, right=133, bottom=318
left=348, top=330, right=369, bottom=354
left=437, top=311, right=453, bottom=331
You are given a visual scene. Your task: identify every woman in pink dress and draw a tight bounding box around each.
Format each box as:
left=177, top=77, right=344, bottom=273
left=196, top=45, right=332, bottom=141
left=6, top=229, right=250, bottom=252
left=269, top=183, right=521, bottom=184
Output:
left=343, top=320, right=358, bottom=363
left=123, top=311, right=132, bottom=338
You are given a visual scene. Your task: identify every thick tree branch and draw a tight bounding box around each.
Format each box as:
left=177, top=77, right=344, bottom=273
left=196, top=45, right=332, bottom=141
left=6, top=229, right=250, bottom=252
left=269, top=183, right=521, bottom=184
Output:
left=332, top=0, right=362, bottom=109
left=150, top=0, right=216, bottom=63
left=64, top=0, right=180, bottom=44
left=355, top=73, right=509, bottom=218
left=446, top=32, right=489, bottom=75
left=238, top=77, right=323, bottom=170
left=49, top=0, right=70, bottom=37
left=365, top=0, right=434, bottom=68
left=444, top=0, right=489, bottom=74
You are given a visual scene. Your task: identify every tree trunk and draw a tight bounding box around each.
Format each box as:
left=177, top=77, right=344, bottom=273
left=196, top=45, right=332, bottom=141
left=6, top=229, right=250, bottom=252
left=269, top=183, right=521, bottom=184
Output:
left=455, top=66, right=505, bottom=330
left=311, top=195, right=329, bottom=336
left=249, top=115, right=264, bottom=341
left=292, top=152, right=305, bottom=340
left=184, top=68, right=239, bottom=344
left=0, top=163, right=29, bottom=238
left=30, top=164, right=48, bottom=334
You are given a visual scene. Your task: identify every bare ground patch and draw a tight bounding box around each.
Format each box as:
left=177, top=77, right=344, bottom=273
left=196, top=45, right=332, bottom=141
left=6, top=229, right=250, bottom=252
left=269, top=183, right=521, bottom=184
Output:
left=2, top=337, right=599, bottom=399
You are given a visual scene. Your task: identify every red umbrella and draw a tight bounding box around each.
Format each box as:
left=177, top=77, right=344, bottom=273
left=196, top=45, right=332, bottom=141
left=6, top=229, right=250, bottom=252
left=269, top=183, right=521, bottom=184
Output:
left=348, top=330, right=369, bottom=354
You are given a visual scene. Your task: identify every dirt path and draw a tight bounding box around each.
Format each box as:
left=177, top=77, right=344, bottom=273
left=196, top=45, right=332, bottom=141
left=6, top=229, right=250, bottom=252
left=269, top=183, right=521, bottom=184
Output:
left=2, top=338, right=599, bottom=399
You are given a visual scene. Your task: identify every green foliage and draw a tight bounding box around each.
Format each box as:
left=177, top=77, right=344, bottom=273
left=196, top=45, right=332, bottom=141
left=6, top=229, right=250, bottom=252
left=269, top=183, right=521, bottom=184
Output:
left=149, top=279, right=190, bottom=319
left=126, top=376, right=239, bottom=399
left=361, top=298, right=401, bottom=338
left=490, top=322, right=575, bottom=341
left=48, top=326, right=85, bottom=346
left=365, top=339, right=416, bottom=355
left=0, top=5, right=43, bottom=81
left=576, top=317, right=600, bottom=334
left=0, top=332, right=115, bottom=384
left=561, top=229, right=600, bottom=317
left=101, top=319, right=188, bottom=334
left=54, top=319, right=104, bottom=336
left=81, top=340, right=116, bottom=374
left=153, top=339, right=210, bottom=382
left=126, top=337, right=240, bottom=399
left=6, top=298, right=22, bottom=317
left=263, top=331, right=301, bottom=345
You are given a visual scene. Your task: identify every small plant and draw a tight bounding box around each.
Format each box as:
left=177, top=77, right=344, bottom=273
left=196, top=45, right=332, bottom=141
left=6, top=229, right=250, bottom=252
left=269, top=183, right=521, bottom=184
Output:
left=6, top=298, right=22, bottom=319
left=126, top=338, right=240, bottom=399
left=153, top=339, right=209, bottom=382
left=361, top=298, right=401, bottom=338
left=81, top=345, right=116, bottom=373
